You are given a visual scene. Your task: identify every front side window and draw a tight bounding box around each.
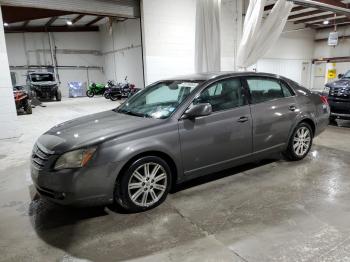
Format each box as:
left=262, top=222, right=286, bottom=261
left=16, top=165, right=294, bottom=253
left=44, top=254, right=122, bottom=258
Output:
left=193, top=78, right=247, bottom=112
left=117, top=80, right=201, bottom=119
left=247, top=78, right=290, bottom=104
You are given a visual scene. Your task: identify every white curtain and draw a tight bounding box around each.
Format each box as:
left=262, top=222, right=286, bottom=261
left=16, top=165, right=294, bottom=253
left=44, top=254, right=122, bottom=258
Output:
left=195, top=0, right=221, bottom=73
left=237, top=0, right=293, bottom=69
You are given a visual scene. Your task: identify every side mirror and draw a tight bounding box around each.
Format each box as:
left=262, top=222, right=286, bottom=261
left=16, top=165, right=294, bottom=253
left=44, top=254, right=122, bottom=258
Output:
left=182, top=103, right=212, bottom=119
left=338, top=74, right=344, bottom=79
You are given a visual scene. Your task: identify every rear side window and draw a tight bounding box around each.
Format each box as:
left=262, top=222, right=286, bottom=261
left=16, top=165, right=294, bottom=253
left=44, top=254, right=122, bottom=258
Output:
left=194, top=78, right=247, bottom=112
left=246, top=78, right=291, bottom=104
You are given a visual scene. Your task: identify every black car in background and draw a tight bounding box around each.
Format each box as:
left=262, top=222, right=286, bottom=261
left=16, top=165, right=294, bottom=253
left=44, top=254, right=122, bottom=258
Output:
left=325, top=70, right=350, bottom=123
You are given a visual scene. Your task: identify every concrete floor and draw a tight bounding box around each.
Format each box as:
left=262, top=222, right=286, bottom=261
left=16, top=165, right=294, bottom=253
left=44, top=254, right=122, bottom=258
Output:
left=1, top=97, right=350, bottom=262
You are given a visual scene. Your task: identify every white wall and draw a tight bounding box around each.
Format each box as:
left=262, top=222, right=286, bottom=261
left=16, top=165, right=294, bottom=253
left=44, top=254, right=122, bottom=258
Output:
left=141, top=0, right=243, bottom=84
left=311, top=25, right=350, bottom=90
left=5, top=32, right=105, bottom=97
left=100, top=18, right=144, bottom=89
left=141, top=0, right=196, bottom=84
left=0, top=8, right=19, bottom=139
left=254, top=23, right=315, bottom=88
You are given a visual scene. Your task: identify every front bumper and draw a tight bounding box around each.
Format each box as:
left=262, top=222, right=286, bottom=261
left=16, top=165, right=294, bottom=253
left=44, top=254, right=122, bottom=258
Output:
left=329, top=99, right=350, bottom=120
left=31, top=160, right=121, bottom=207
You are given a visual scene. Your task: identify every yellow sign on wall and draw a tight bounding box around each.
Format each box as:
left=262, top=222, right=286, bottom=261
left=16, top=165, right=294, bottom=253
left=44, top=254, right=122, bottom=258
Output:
left=327, top=69, right=337, bottom=79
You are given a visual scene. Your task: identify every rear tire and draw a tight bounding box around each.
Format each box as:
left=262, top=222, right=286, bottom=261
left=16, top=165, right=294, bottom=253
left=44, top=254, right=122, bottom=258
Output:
left=56, top=90, right=62, bottom=101
left=284, top=122, right=313, bottom=161
left=114, top=156, right=172, bottom=213
left=24, top=100, right=32, bottom=114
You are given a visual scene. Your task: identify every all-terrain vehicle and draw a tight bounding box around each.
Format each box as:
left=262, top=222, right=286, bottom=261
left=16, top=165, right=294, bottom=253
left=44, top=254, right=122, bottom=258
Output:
left=324, top=70, right=350, bottom=124
left=86, top=82, right=106, bottom=97
left=27, top=72, right=62, bottom=101
left=13, top=86, right=32, bottom=114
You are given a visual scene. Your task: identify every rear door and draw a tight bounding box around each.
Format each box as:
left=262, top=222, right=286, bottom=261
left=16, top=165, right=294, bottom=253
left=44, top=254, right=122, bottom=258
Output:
left=244, top=77, right=298, bottom=153
left=178, top=77, right=253, bottom=177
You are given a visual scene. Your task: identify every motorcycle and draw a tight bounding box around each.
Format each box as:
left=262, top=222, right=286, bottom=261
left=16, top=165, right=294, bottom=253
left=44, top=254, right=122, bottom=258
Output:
left=109, top=77, right=139, bottom=101
left=103, top=80, right=117, bottom=100
left=13, top=86, right=32, bottom=114
left=86, top=82, right=106, bottom=97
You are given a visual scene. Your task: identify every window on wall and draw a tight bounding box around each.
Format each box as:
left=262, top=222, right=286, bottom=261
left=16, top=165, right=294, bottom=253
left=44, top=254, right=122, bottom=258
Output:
left=246, top=78, right=291, bottom=104
left=193, top=78, right=247, bottom=112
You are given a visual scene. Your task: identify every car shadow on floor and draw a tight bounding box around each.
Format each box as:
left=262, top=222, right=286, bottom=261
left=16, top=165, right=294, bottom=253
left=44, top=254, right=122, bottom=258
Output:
left=27, top=156, right=279, bottom=260
left=172, top=158, right=276, bottom=193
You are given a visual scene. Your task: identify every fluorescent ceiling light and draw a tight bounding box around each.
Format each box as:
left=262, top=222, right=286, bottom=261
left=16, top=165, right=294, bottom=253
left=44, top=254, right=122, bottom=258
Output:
left=323, top=20, right=330, bottom=25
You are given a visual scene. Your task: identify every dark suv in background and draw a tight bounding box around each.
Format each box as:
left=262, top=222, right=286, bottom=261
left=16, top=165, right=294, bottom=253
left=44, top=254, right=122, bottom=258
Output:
left=325, top=70, right=350, bottom=123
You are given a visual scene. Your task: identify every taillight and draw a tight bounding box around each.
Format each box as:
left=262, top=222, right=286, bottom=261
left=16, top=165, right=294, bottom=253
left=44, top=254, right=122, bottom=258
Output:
left=320, top=95, right=328, bottom=105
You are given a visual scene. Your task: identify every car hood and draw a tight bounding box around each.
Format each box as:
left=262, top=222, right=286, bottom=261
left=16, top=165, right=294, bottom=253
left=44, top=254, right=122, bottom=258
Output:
left=326, top=79, right=350, bottom=89
left=37, top=110, right=160, bottom=153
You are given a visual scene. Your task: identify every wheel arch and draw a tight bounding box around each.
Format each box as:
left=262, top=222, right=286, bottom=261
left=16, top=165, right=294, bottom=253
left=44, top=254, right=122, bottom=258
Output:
left=116, top=150, right=179, bottom=190
left=299, top=118, right=316, bottom=137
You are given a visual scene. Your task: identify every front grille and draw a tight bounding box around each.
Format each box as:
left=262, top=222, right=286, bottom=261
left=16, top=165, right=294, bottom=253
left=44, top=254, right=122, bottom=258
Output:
left=32, top=143, right=52, bottom=170
left=329, top=87, right=350, bottom=99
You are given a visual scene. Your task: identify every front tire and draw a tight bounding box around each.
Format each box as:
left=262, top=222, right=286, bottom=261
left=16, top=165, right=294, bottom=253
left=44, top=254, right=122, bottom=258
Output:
left=86, top=90, right=95, bottom=97
left=110, top=94, right=121, bottom=101
left=56, top=90, right=62, bottom=101
left=284, top=122, right=313, bottom=161
left=114, top=156, right=172, bottom=213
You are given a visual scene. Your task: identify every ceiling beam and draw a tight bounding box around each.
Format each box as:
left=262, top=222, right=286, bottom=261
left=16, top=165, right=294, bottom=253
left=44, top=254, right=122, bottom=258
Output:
left=294, top=13, right=344, bottom=24
left=22, top=20, right=30, bottom=28
left=309, top=16, right=350, bottom=26
left=288, top=9, right=327, bottom=20
left=315, top=19, right=350, bottom=28
left=72, top=14, right=84, bottom=24
left=1, top=6, right=74, bottom=23
left=264, top=4, right=306, bottom=12
left=85, top=16, right=105, bottom=26
left=288, top=0, right=350, bottom=18
left=5, top=26, right=99, bottom=33
left=45, top=16, right=58, bottom=27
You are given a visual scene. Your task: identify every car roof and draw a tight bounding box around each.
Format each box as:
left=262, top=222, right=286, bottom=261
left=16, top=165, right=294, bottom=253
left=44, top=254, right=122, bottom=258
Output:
left=167, top=71, right=285, bottom=81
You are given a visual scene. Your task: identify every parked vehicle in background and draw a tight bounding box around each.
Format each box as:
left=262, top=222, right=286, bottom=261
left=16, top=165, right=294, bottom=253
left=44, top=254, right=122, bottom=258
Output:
left=13, top=86, right=32, bottom=114
left=103, top=80, right=117, bottom=100
left=324, top=70, right=350, bottom=124
left=86, top=82, right=106, bottom=97
left=110, top=77, right=138, bottom=101
left=31, top=72, right=329, bottom=212
left=27, top=72, right=61, bottom=101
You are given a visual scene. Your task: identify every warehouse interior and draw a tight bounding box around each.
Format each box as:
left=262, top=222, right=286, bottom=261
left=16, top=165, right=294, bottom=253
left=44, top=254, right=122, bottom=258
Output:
left=1, top=0, right=350, bottom=261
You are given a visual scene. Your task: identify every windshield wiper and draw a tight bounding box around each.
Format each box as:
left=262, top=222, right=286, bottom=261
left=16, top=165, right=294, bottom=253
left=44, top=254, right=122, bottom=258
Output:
left=116, top=109, right=150, bottom=118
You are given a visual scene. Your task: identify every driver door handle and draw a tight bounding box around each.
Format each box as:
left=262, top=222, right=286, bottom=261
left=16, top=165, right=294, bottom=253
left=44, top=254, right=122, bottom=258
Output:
left=237, top=116, right=248, bottom=123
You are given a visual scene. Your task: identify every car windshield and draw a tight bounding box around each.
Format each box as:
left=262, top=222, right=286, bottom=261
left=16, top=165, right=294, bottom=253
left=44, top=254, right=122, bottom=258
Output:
left=30, top=74, right=54, bottom=82
left=116, top=80, right=202, bottom=119
left=343, top=71, right=350, bottom=78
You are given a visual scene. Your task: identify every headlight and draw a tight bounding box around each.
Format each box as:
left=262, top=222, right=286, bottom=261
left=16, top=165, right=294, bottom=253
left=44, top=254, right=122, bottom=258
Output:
left=54, top=147, right=97, bottom=170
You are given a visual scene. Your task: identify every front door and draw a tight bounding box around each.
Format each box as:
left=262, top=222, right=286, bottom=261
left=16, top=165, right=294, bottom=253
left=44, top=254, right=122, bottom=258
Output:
left=178, top=77, right=253, bottom=177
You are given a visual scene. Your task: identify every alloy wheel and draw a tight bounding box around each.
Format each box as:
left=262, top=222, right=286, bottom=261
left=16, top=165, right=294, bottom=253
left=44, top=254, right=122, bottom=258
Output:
left=293, top=126, right=311, bottom=156
left=127, top=162, right=168, bottom=207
